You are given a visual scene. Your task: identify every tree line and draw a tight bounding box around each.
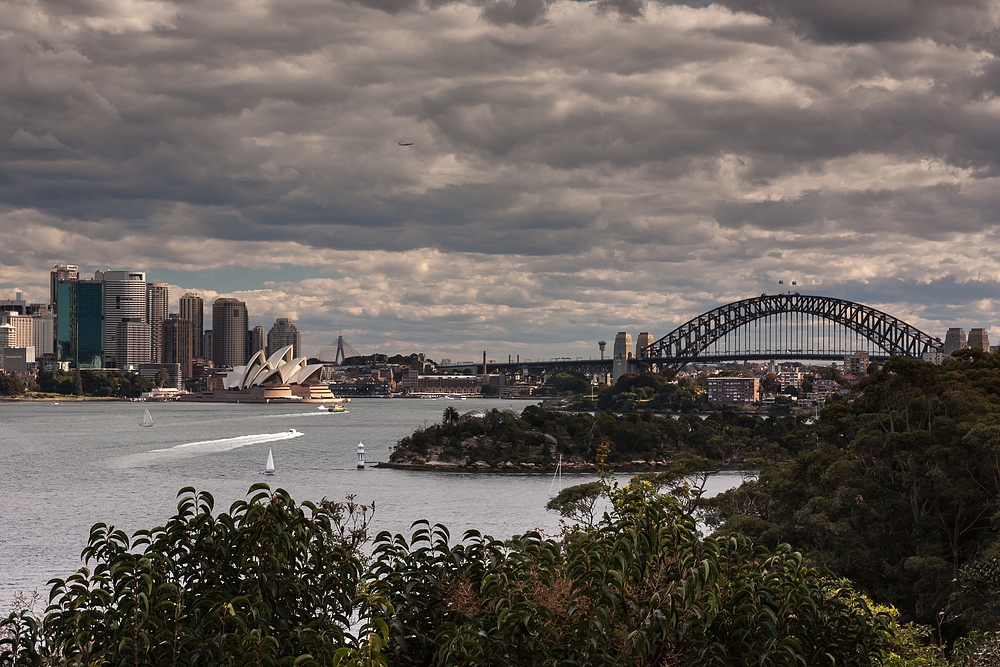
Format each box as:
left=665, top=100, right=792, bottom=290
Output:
left=704, top=349, right=1000, bottom=657
left=0, top=369, right=161, bottom=398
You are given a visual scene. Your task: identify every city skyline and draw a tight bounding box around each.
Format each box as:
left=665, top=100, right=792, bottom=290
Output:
left=2, top=262, right=997, bottom=363
left=3, top=2, right=1000, bottom=361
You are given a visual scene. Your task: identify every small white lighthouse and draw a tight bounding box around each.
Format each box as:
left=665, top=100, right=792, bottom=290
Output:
left=357, top=442, right=365, bottom=469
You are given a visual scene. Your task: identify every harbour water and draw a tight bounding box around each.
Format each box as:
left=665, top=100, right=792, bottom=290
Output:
left=0, top=398, right=746, bottom=607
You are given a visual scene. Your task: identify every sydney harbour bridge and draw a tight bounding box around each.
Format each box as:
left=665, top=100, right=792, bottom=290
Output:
left=440, top=293, right=945, bottom=376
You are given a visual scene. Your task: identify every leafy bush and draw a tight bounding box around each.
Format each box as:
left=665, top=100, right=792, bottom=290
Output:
left=370, top=479, right=892, bottom=667
left=0, top=484, right=388, bottom=667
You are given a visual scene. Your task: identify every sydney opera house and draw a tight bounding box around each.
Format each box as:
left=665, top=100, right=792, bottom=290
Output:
left=181, top=345, right=339, bottom=403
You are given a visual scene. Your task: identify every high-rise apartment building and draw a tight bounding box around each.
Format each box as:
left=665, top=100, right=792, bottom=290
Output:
left=179, top=292, right=204, bottom=359
left=147, top=283, right=169, bottom=363
left=96, top=270, right=148, bottom=368
left=635, top=332, right=654, bottom=359
left=116, top=318, right=151, bottom=369
left=212, top=298, right=248, bottom=368
left=0, top=312, right=33, bottom=348
left=0, top=324, right=14, bottom=348
left=267, top=318, right=301, bottom=358
left=31, top=312, right=55, bottom=356
left=844, top=351, right=870, bottom=376
left=943, top=328, right=967, bottom=357
left=248, top=325, right=266, bottom=360
left=968, top=328, right=990, bottom=351
left=163, top=317, right=194, bottom=379
left=56, top=279, right=104, bottom=368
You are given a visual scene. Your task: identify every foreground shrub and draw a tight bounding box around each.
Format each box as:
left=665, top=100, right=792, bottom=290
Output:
left=371, top=479, right=893, bottom=667
left=3, top=481, right=898, bottom=666
left=0, top=484, right=387, bottom=667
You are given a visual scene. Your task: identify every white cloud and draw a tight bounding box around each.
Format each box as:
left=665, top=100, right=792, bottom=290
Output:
left=1, top=0, right=1000, bottom=358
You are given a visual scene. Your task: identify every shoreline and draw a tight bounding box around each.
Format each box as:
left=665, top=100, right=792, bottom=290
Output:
left=0, top=395, right=125, bottom=402
left=374, top=460, right=742, bottom=473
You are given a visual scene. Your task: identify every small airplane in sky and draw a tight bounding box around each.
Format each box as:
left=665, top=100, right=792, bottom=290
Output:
left=398, top=141, right=413, bottom=146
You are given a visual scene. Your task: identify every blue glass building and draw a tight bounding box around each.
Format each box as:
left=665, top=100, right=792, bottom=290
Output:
left=56, top=280, right=103, bottom=368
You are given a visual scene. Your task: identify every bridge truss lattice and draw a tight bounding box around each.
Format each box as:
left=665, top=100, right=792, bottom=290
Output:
left=643, top=293, right=943, bottom=370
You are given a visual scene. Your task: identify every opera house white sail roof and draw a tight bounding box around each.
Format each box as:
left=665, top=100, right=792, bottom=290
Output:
left=223, top=345, right=324, bottom=390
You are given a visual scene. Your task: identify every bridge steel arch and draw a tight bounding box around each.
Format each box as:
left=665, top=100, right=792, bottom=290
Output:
left=643, top=293, right=943, bottom=369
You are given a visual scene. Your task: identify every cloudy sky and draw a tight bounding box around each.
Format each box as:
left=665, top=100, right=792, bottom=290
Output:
left=2, top=0, right=1000, bottom=361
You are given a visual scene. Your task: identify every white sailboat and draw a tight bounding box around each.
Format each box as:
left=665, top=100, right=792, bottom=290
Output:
left=139, top=408, right=153, bottom=427
left=548, top=455, right=563, bottom=499
left=264, top=448, right=275, bottom=476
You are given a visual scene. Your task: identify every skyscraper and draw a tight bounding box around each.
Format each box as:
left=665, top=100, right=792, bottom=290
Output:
left=179, top=292, right=204, bottom=359
left=116, top=318, right=152, bottom=369
left=50, top=264, right=79, bottom=308
left=31, top=312, right=55, bottom=356
left=96, top=270, right=148, bottom=368
left=50, top=264, right=79, bottom=354
left=267, top=318, right=302, bottom=358
left=163, top=317, right=194, bottom=379
left=248, top=325, right=266, bottom=360
left=212, top=298, right=248, bottom=368
left=0, top=312, right=33, bottom=348
left=147, top=283, right=169, bottom=363
left=56, top=279, right=104, bottom=368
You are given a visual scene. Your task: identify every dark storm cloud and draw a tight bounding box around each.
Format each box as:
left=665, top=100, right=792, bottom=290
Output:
left=478, top=0, right=551, bottom=26
left=664, top=0, right=994, bottom=46
left=713, top=183, right=1000, bottom=238
left=3, top=0, right=1000, bottom=357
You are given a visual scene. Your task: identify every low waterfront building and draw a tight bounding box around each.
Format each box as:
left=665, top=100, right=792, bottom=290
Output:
left=138, top=362, right=183, bottom=390
left=1, top=346, right=35, bottom=372
left=707, top=377, right=759, bottom=405
left=400, top=367, right=487, bottom=395
left=180, top=345, right=333, bottom=403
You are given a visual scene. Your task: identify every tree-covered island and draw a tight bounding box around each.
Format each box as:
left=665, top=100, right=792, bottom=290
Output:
left=382, top=402, right=811, bottom=471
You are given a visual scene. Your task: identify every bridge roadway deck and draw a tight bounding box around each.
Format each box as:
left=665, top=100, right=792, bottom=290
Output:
left=440, top=351, right=889, bottom=375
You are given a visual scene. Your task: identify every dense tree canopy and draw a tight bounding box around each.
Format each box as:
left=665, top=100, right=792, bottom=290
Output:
left=33, top=369, right=154, bottom=398
left=0, top=372, right=25, bottom=396
left=0, top=485, right=386, bottom=667
left=388, top=405, right=814, bottom=469
left=711, top=352, right=1000, bottom=637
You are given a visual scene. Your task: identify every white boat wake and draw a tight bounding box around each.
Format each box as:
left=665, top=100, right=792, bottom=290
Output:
left=116, top=430, right=304, bottom=467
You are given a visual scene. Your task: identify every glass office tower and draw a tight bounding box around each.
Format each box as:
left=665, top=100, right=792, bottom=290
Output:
left=56, top=280, right=104, bottom=368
